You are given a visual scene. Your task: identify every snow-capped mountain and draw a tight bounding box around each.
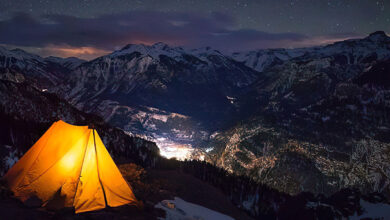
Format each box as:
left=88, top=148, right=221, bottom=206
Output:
left=1, top=31, right=389, bottom=199
left=207, top=32, right=390, bottom=196
left=0, top=46, right=85, bottom=88
left=49, top=32, right=390, bottom=192
left=53, top=42, right=260, bottom=156
left=231, top=31, right=390, bottom=72
left=231, top=48, right=307, bottom=72
left=111, top=42, right=186, bottom=60
left=63, top=42, right=259, bottom=107
left=44, top=56, right=85, bottom=69
left=310, top=31, right=390, bottom=61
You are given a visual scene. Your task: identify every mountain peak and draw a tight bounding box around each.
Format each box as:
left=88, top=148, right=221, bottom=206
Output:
left=366, top=31, right=389, bottom=42
left=120, top=43, right=146, bottom=51
left=152, top=42, right=169, bottom=49
left=120, top=42, right=171, bottom=52
left=368, top=31, right=387, bottom=37
left=112, top=42, right=183, bottom=59
left=190, top=46, right=223, bottom=57
left=0, top=46, right=42, bottom=61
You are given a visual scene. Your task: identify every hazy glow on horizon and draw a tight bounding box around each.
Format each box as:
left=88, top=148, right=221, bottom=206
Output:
left=0, top=0, right=388, bottom=59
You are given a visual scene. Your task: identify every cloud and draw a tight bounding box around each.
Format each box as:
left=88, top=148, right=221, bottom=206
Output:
left=25, top=45, right=110, bottom=60
left=1, top=43, right=111, bottom=60
left=0, top=11, right=359, bottom=59
left=289, top=32, right=364, bottom=48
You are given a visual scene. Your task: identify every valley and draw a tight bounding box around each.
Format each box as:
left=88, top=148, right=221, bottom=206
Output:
left=0, top=31, right=390, bottom=219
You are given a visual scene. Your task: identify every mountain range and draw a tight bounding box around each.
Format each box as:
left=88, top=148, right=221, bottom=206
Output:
left=1, top=31, right=390, bottom=207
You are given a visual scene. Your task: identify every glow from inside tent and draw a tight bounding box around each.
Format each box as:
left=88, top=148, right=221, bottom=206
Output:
left=60, top=153, right=77, bottom=171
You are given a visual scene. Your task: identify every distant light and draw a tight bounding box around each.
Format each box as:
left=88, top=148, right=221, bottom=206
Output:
left=159, top=144, right=194, bottom=160
left=205, top=147, right=214, bottom=153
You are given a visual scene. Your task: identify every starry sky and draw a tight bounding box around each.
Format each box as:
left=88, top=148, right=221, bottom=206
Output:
left=0, top=0, right=389, bottom=60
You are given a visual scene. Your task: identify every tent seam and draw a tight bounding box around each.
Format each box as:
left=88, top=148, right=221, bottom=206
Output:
left=72, top=129, right=92, bottom=207
left=93, top=129, right=108, bottom=207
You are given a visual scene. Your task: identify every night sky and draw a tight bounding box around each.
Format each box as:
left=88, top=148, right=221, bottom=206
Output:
left=0, top=0, right=389, bottom=60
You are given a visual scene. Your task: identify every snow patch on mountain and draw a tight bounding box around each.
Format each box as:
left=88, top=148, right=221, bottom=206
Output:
left=351, top=199, right=390, bottom=219
left=111, top=42, right=185, bottom=60
left=45, top=56, right=85, bottom=69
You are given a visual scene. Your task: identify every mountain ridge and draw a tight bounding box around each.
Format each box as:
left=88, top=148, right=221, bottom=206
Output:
left=1, top=31, right=389, bottom=197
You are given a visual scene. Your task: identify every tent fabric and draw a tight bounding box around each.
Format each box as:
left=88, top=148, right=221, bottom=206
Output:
left=3, top=120, right=137, bottom=213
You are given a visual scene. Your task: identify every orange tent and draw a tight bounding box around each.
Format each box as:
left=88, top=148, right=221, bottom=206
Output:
left=3, top=120, right=137, bottom=213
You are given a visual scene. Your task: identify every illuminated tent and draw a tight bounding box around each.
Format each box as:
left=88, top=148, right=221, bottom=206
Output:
left=3, top=120, right=137, bottom=213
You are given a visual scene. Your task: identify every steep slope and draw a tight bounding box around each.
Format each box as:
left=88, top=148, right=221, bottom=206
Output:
left=232, top=31, right=390, bottom=72
left=44, top=56, right=85, bottom=70
left=208, top=32, right=390, bottom=196
left=2, top=32, right=389, bottom=199
left=54, top=32, right=390, bottom=159
left=0, top=72, right=159, bottom=176
left=60, top=42, right=258, bottom=118
left=0, top=46, right=85, bottom=88
left=1, top=32, right=390, bottom=219
left=55, top=43, right=260, bottom=153
left=231, top=48, right=307, bottom=72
